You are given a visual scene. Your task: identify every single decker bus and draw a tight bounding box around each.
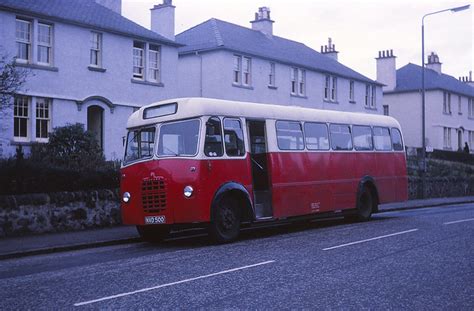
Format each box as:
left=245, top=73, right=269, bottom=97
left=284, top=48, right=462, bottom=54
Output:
left=121, top=98, right=407, bottom=243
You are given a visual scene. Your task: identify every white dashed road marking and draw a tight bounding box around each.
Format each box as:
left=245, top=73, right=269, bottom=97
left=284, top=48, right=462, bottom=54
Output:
left=443, top=218, right=474, bottom=225
left=322, top=229, right=419, bottom=251
left=74, top=260, right=275, bottom=307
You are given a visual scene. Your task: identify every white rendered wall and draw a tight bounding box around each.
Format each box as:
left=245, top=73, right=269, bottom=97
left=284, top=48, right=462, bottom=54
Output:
left=178, top=50, right=383, bottom=115
left=0, top=10, right=179, bottom=159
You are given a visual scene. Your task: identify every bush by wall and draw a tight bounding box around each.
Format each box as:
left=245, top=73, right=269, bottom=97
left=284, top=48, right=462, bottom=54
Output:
left=0, top=124, right=120, bottom=195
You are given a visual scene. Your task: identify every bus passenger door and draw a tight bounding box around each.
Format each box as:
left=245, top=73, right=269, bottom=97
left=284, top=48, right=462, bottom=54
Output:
left=247, top=120, right=273, bottom=219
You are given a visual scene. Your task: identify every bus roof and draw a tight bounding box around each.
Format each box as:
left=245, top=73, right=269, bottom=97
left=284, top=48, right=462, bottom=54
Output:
left=127, top=97, right=401, bottom=129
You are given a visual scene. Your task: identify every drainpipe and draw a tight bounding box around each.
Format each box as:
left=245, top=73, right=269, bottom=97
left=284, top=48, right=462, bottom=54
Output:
left=195, top=51, right=203, bottom=97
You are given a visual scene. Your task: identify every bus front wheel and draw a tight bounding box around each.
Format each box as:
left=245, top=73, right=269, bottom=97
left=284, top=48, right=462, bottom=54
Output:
left=136, top=225, right=170, bottom=243
left=209, top=196, right=241, bottom=243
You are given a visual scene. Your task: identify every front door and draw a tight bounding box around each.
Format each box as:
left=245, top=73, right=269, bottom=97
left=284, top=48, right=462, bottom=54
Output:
left=247, top=120, right=273, bottom=219
left=458, top=130, right=463, bottom=151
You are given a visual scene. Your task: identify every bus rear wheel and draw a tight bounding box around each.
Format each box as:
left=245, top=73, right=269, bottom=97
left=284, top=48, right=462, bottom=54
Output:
left=209, top=196, right=241, bottom=243
left=136, top=225, right=170, bottom=243
left=356, top=186, right=373, bottom=221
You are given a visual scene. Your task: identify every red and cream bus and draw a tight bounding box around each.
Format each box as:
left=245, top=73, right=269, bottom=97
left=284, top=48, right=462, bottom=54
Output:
left=121, top=98, right=407, bottom=243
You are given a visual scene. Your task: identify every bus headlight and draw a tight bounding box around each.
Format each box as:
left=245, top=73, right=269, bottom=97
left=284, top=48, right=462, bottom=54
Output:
left=122, top=192, right=131, bottom=203
left=184, top=186, right=194, bottom=198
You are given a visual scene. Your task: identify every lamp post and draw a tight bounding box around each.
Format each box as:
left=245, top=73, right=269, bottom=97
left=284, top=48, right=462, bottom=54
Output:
left=421, top=4, right=470, bottom=198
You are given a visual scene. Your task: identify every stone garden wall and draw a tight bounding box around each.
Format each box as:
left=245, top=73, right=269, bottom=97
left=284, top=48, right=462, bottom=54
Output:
left=0, top=189, right=121, bottom=237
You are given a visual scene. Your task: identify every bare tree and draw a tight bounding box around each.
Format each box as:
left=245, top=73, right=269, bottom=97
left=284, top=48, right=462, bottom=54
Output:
left=0, top=53, right=29, bottom=113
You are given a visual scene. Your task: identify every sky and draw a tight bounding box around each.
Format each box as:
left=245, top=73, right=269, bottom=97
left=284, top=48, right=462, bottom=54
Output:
left=122, top=0, right=473, bottom=81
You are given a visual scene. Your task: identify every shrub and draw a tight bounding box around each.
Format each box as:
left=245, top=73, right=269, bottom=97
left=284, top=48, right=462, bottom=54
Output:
left=0, top=124, right=120, bottom=195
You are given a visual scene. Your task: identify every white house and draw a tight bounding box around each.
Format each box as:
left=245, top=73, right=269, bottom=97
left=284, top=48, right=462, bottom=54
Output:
left=0, top=0, right=180, bottom=159
left=176, top=7, right=383, bottom=114
left=377, top=50, right=474, bottom=151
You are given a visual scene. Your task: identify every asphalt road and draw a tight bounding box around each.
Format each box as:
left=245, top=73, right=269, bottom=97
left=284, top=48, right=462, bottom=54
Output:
left=0, top=204, right=473, bottom=309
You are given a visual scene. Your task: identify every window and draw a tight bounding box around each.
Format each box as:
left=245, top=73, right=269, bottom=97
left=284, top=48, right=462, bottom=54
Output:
left=352, top=125, right=373, bottom=151
left=90, top=32, right=102, bottom=67
left=14, top=96, right=30, bottom=140
left=16, top=18, right=31, bottom=62
left=276, top=121, right=304, bottom=150
left=124, top=127, right=156, bottom=163
left=443, top=127, right=452, bottom=149
left=383, top=105, right=389, bottom=116
left=458, top=95, right=462, bottom=115
left=304, top=122, right=329, bottom=150
left=269, top=62, right=275, bottom=86
left=204, top=117, right=223, bottom=157
left=158, top=119, right=200, bottom=157
left=371, top=85, right=376, bottom=108
left=469, top=131, right=474, bottom=150
left=349, top=80, right=355, bottom=101
left=331, top=76, right=337, bottom=101
left=291, top=68, right=298, bottom=94
left=365, top=85, right=370, bottom=107
left=330, top=124, right=352, bottom=150
left=37, top=23, right=52, bottom=65
left=443, top=92, right=451, bottom=114
left=373, top=127, right=392, bottom=151
left=469, top=98, right=474, bottom=118
left=324, top=75, right=330, bottom=100
left=391, top=128, right=404, bottom=151
left=148, top=45, right=160, bottom=82
left=324, top=75, right=337, bottom=101
left=36, top=98, right=50, bottom=140
left=233, top=55, right=241, bottom=84
left=224, top=118, right=245, bottom=156
left=291, top=68, right=305, bottom=96
left=243, top=57, right=251, bottom=86
left=133, top=41, right=145, bottom=79
left=232, top=55, right=251, bottom=86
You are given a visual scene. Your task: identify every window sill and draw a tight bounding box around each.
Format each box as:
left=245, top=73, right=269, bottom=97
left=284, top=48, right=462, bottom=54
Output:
left=443, top=112, right=452, bottom=116
left=291, top=93, right=307, bottom=99
left=232, top=83, right=254, bottom=90
left=88, top=66, right=106, bottom=73
left=15, top=62, right=59, bottom=72
left=323, top=99, right=339, bottom=104
left=364, top=106, right=377, bottom=111
left=268, top=85, right=278, bottom=90
left=10, top=140, right=33, bottom=146
left=131, top=79, right=164, bottom=87
left=349, top=100, right=356, bottom=104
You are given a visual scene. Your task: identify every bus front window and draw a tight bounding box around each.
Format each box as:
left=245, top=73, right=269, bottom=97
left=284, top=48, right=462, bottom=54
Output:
left=158, top=119, right=200, bottom=157
left=124, top=127, right=156, bottom=164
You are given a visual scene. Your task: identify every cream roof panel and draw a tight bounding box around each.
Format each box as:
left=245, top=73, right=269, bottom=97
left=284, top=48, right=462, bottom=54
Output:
left=126, top=97, right=401, bottom=129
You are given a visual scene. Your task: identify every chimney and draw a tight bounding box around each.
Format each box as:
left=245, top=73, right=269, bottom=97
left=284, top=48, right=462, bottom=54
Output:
left=376, top=49, right=397, bottom=92
left=150, top=0, right=175, bottom=40
left=426, top=52, right=442, bottom=74
left=320, top=37, right=339, bottom=61
left=459, top=71, right=474, bottom=88
left=251, top=7, right=274, bottom=37
left=95, top=0, right=122, bottom=15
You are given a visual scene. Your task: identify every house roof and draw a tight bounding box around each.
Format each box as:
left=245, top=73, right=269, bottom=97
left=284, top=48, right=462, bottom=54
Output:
left=176, top=18, right=379, bottom=85
left=390, top=63, right=474, bottom=97
left=0, top=0, right=180, bottom=46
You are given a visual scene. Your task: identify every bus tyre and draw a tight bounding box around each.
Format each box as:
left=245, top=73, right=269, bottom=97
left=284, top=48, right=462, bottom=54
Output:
left=356, top=186, right=373, bottom=222
left=209, top=196, right=241, bottom=243
left=136, top=225, right=170, bottom=243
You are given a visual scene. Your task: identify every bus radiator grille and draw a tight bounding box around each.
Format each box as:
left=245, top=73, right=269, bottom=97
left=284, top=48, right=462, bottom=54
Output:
left=141, top=176, right=167, bottom=213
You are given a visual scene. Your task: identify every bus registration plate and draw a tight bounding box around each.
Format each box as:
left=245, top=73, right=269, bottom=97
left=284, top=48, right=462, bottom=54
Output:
left=145, top=216, right=166, bottom=224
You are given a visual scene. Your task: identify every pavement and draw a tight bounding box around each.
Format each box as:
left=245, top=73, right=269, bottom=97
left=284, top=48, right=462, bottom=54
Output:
left=0, top=196, right=473, bottom=260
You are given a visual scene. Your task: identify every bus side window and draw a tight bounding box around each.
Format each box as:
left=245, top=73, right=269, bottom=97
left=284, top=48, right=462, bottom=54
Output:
left=224, top=118, right=245, bottom=156
left=353, top=125, right=373, bottom=151
left=205, top=117, right=224, bottom=157
left=329, top=124, right=353, bottom=150
left=304, top=122, right=329, bottom=150
left=276, top=121, right=304, bottom=150
left=391, top=128, right=404, bottom=151
left=373, top=126, right=392, bottom=151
